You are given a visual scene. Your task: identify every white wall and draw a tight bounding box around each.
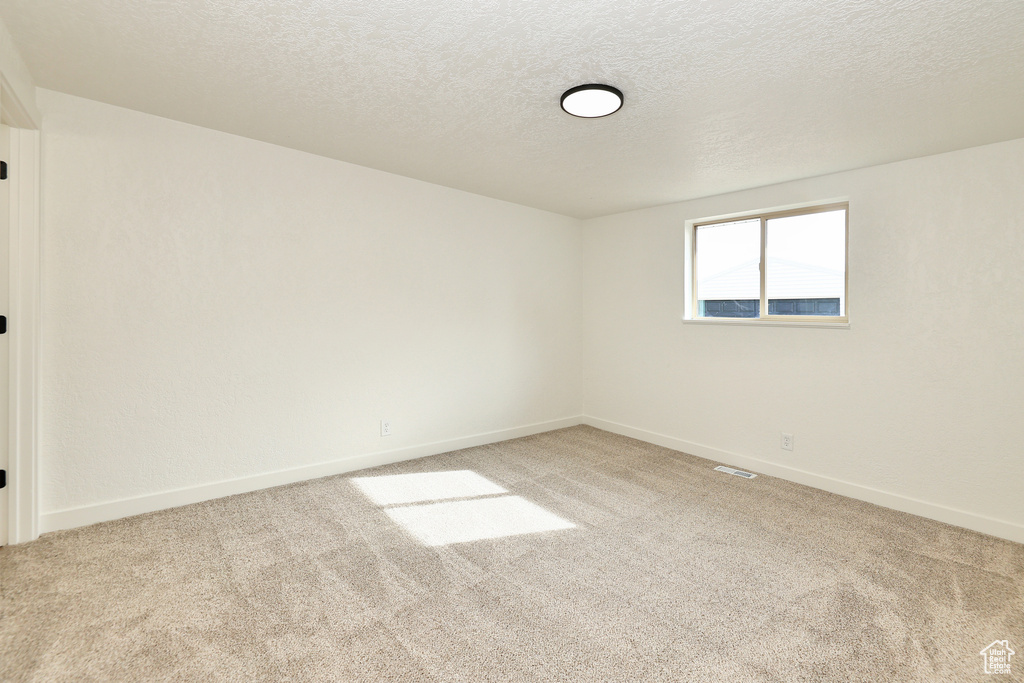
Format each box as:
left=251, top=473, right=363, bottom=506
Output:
left=38, top=90, right=583, bottom=525
left=0, top=14, right=38, bottom=126
left=583, top=137, right=1024, bottom=541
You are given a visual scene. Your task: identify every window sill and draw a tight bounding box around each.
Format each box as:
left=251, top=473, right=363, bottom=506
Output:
left=682, top=317, right=850, bottom=329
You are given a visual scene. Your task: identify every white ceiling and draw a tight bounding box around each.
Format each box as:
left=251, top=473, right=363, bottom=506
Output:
left=3, top=0, right=1024, bottom=218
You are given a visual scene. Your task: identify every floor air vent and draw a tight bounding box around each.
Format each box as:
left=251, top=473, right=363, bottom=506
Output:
left=714, top=465, right=757, bottom=479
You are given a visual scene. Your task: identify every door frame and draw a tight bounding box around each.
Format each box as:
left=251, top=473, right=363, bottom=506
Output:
left=2, top=73, right=40, bottom=545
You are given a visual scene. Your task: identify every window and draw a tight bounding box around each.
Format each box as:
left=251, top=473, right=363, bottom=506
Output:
left=687, top=203, right=848, bottom=323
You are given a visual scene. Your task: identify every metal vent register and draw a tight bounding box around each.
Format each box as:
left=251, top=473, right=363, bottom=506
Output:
left=714, top=465, right=757, bottom=479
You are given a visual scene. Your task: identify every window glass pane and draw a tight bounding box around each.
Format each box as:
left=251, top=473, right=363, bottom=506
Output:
left=695, top=218, right=761, bottom=318
left=765, top=209, right=846, bottom=316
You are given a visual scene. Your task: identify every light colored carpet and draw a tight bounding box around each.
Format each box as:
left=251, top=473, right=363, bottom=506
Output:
left=1, top=426, right=1022, bottom=682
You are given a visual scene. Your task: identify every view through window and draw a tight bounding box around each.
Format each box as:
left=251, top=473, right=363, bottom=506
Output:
left=692, top=204, right=847, bottom=321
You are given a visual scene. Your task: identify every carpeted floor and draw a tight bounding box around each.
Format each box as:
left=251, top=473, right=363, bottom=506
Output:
left=1, top=426, right=1022, bottom=682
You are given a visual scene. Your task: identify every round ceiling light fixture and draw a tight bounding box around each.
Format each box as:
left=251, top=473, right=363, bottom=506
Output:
left=560, top=84, right=623, bottom=118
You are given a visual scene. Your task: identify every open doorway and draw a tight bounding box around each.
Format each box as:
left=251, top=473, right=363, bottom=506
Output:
left=0, top=79, right=41, bottom=546
left=0, top=123, right=8, bottom=546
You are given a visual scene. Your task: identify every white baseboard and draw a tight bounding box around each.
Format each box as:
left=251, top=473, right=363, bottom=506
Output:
left=39, top=414, right=1024, bottom=545
left=40, top=416, right=584, bottom=535
left=583, top=416, right=1024, bottom=545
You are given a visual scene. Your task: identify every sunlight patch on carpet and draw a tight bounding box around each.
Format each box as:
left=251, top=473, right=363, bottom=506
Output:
left=383, top=496, right=576, bottom=546
left=350, top=470, right=508, bottom=506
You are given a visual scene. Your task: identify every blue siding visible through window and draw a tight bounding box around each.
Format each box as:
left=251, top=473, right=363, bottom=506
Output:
left=699, top=299, right=759, bottom=318
left=699, top=298, right=840, bottom=318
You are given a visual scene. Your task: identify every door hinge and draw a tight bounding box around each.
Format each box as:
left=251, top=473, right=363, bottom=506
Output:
left=0, top=161, right=7, bottom=180
left=0, top=316, right=6, bottom=334
left=0, top=470, right=6, bottom=489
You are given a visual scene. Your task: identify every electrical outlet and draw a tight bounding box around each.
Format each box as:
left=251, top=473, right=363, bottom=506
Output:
left=781, top=433, right=794, bottom=451
left=380, top=419, right=392, bottom=437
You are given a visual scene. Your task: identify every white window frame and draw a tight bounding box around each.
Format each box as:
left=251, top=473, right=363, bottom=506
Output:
left=683, top=201, right=850, bottom=327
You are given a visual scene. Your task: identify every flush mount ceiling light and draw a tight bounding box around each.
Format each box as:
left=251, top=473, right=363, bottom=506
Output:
left=560, top=84, right=623, bottom=118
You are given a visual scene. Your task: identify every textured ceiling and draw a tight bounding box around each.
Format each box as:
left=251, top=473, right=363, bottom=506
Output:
left=3, top=0, right=1024, bottom=218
